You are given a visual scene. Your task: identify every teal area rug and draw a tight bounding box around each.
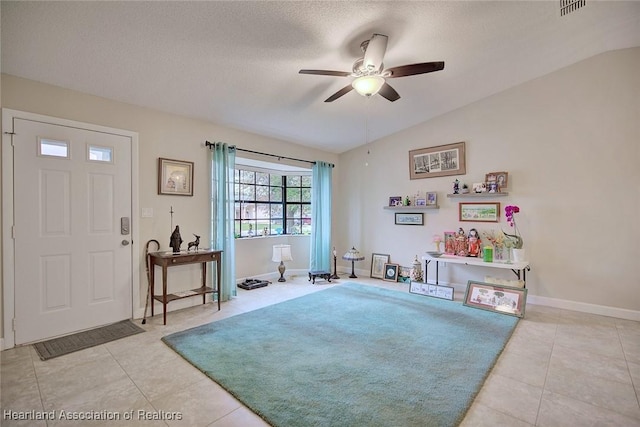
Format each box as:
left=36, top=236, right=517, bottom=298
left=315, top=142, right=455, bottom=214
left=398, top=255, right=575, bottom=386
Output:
left=162, top=283, right=518, bottom=426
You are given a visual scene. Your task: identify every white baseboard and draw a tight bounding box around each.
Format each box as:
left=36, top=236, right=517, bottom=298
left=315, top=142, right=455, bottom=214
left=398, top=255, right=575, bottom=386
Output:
left=442, top=280, right=640, bottom=321
left=526, top=294, right=640, bottom=322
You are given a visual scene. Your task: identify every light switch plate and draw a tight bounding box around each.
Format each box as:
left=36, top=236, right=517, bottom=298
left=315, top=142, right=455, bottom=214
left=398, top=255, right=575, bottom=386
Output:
left=141, top=208, right=153, bottom=218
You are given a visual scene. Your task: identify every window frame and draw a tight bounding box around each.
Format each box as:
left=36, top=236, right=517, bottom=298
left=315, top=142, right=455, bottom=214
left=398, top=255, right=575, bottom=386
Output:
left=233, top=163, right=311, bottom=238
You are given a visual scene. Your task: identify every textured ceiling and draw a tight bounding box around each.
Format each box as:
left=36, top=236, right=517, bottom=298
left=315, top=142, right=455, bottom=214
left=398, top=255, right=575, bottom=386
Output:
left=2, top=1, right=639, bottom=153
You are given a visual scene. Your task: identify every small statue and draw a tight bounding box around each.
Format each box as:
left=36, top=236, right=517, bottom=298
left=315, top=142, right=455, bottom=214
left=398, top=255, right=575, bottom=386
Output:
left=453, top=179, right=460, bottom=194
left=467, top=228, right=481, bottom=257
left=170, top=225, right=183, bottom=253
left=404, top=195, right=411, bottom=206
left=455, top=227, right=468, bottom=256
left=187, top=234, right=200, bottom=252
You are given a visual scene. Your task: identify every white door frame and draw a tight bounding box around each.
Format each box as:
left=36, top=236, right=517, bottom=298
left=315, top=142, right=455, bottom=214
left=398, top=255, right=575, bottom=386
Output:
left=2, top=109, right=140, bottom=350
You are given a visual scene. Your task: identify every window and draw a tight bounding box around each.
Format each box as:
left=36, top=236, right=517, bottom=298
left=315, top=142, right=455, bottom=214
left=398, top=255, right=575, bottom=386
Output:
left=234, top=168, right=311, bottom=237
left=39, top=138, right=69, bottom=158
left=88, top=145, right=113, bottom=162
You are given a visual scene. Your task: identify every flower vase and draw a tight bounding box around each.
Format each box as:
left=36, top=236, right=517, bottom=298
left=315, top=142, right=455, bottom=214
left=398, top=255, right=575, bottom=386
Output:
left=512, top=248, right=526, bottom=262
left=494, top=246, right=504, bottom=262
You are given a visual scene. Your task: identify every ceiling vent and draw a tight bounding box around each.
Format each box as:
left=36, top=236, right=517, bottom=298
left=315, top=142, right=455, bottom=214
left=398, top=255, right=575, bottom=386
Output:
left=560, top=0, right=586, bottom=16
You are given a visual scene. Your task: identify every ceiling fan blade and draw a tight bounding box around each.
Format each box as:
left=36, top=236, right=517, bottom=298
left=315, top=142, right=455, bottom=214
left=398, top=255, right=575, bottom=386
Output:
left=386, top=61, right=445, bottom=78
left=325, top=85, right=354, bottom=102
left=378, top=82, right=400, bottom=102
left=299, top=69, right=351, bottom=77
left=363, top=33, right=388, bottom=72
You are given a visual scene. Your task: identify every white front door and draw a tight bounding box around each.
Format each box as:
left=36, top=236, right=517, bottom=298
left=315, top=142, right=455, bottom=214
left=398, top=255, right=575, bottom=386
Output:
left=12, top=117, right=133, bottom=344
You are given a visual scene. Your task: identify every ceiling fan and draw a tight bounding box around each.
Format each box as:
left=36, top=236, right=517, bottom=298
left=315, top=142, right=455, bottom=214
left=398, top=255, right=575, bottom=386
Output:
left=299, top=33, right=444, bottom=102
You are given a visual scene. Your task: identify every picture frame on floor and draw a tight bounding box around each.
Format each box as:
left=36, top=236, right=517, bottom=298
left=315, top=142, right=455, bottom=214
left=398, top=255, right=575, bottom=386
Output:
left=409, top=282, right=454, bottom=301
left=383, top=263, right=399, bottom=282
left=463, top=280, right=527, bottom=318
left=371, top=253, right=391, bottom=279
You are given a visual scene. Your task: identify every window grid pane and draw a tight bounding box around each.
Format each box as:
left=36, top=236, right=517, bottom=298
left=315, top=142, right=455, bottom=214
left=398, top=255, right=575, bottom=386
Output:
left=234, top=169, right=311, bottom=237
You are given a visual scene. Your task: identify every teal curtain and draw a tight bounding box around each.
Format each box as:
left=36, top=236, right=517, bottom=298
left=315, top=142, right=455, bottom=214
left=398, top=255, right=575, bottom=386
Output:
left=210, top=142, right=236, bottom=301
left=309, top=161, right=333, bottom=272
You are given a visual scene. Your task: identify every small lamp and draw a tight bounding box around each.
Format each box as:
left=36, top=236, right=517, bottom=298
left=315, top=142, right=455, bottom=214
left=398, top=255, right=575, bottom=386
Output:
left=342, top=247, right=365, bottom=278
left=272, top=244, right=293, bottom=282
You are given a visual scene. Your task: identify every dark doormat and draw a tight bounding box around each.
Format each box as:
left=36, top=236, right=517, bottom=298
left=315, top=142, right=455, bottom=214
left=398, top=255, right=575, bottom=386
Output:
left=33, top=320, right=145, bottom=360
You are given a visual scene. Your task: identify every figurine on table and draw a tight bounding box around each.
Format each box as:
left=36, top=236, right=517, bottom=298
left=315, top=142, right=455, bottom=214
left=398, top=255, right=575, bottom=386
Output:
left=453, top=179, right=460, bottom=194
left=467, top=228, right=481, bottom=257
left=170, top=225, right=183, bottom=253
left=455, top=227, right=468, bottom=256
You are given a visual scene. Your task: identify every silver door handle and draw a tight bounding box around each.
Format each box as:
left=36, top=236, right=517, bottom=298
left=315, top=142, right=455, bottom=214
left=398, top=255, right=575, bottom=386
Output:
left=121, top=240, right=130, bottom=246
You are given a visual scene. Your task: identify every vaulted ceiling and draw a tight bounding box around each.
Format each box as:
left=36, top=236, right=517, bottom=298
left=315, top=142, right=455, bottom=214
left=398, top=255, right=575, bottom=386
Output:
left=2, top=1, right=639, bottom=153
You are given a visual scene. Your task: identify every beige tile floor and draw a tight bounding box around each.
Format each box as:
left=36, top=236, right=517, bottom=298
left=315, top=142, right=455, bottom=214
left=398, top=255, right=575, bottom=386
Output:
left=2, top=275, right=639, bottom=426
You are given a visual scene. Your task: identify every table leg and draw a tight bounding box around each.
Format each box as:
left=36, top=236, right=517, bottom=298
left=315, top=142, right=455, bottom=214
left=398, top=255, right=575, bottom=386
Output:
left=216, top=256, right=221, bottom=311
left=150, top=261, right=155, bottom=317
left=202, top=262, right=207, bottom=305
left=162, top=264, right=168, bottom=325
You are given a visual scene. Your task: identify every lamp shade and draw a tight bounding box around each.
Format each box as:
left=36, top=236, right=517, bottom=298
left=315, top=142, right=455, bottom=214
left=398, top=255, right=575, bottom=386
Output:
left=352, top=75, right=385, bottom=97
left=342, top=247, right=365, bottom=261
left=272, top=244, right=293, bottom=263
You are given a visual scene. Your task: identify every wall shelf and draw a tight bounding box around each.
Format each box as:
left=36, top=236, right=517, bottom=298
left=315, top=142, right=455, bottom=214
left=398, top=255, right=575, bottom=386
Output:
left=446, top=192, right=509, bottom=198
left=383, top=205, right=439, bottom=210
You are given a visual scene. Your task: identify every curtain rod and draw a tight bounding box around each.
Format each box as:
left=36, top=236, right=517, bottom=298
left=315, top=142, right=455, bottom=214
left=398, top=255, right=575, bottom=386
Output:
left=205, top=141, right=334, bottom=167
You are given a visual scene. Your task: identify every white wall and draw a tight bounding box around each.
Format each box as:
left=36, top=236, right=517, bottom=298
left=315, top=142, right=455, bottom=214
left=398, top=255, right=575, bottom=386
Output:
left=0, top=74, right=338, bottom=339
left=336, top=47, right=640, bottom=317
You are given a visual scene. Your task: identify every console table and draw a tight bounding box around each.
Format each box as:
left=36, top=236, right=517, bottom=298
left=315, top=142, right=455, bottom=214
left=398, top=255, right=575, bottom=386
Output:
left=149, top=249, right=222, bottom=325
left=421, top=253, right=530, bottom=287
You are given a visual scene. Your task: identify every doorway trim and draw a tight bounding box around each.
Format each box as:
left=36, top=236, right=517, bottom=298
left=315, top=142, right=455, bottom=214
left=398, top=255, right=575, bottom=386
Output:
left=2, top=109, right=140, bottom=350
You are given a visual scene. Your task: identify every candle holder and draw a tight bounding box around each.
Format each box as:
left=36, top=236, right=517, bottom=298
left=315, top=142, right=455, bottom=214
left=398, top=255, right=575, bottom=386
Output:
left=330, top=253, right=339, bottom=280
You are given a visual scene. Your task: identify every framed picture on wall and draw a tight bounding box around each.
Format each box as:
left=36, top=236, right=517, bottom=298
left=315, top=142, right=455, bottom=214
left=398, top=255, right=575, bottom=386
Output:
left=158, top=158, right=194, bottom=196
left=409, top=141, right=466, bottom=180
left=371, top=253, right=391, bottom=279
left=459, top=202, right=500, bottom=222
left=395, top=213, right=424, bottom=225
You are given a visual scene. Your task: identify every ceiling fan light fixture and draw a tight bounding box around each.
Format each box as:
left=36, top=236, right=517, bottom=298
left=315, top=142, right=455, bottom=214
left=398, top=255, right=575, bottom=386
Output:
left=352, top=75, right=385, bottom=97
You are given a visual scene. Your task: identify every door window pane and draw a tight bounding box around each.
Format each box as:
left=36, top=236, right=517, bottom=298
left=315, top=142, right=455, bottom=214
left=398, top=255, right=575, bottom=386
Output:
left=39, top=138, right=69, bottom=158
left=88, top=145, right=113, bottom=162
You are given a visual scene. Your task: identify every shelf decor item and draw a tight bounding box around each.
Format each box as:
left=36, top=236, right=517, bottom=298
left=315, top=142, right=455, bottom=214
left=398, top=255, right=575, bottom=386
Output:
left=158, top=158, right=194, bottom=196
left=486, top=171, right=509, bottom=192
left=409, top=141, right=466, bottom=180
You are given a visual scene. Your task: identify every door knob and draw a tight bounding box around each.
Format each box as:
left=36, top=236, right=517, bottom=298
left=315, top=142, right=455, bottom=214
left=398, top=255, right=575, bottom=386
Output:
left=121, top=240, right=130, bottom=246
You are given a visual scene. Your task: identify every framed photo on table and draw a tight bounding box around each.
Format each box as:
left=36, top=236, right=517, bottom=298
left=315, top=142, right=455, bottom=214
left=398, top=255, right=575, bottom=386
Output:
left=158, top=158, right=194, bottom=196
left=463, top=280, right=527, bottom=318
left=371, top=253, right=391, bottom=279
